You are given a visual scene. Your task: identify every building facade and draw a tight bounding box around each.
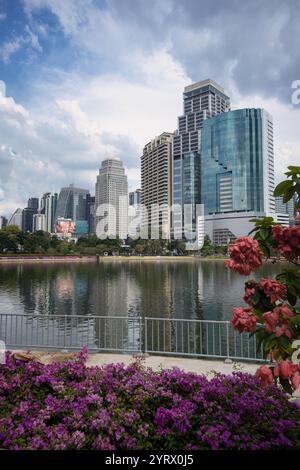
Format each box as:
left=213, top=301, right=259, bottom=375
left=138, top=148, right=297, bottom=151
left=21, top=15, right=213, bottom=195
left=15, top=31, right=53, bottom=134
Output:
left=95, top=157, right=128, bottom=239
left=33, top=213, right=46, bottom=232
left=172, top=79, right=230, bottom=245
left=40, top=192, right=58, bottom=233
left=129, top=189, right=142, bottom=207
left=275, top=195, right=297, bottom=226
left=201, top=108, right=276, bottom=244
left=141, top=132, right=173, bottom=238
left=55, top=185, right=89, bottom=228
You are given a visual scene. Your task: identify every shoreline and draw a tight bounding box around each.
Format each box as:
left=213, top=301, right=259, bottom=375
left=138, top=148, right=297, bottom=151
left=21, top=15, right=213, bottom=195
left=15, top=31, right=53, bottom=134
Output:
left=0, top=255, right=228, bottom=263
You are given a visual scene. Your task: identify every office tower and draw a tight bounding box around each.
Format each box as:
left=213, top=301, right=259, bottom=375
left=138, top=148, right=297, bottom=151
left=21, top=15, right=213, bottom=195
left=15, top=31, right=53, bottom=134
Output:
left=86, top=194, right=95, bottom=234
left=21, top=197, right=39, bottom=232
left=27, top=198, right=39, bottom=211
left=129, top=189, right=142, bottom=206
left=275, top=195, right=296, bottom=218
left=0, top=216, right=7, bottom=229
left=201, top=108, right=276, bottom=244
left=8, top=208, right=23, bottom=229
left=128, top=189, right=142, bottom=238
left=95, top=156, right=128, bottom=239
left=55, top=185, right=89, bottom=229
left=172, top=79, right=230, bottom=244
left=141, top=133, right=173, bottom=238
left=33, top=213, right=46, bottom=231
left=40, top=192, right=58, bottom=233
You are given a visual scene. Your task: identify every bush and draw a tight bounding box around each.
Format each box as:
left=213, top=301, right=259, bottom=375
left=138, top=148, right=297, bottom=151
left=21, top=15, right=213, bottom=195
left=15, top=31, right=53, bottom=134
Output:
left=0, top=350, right=299, bottom=450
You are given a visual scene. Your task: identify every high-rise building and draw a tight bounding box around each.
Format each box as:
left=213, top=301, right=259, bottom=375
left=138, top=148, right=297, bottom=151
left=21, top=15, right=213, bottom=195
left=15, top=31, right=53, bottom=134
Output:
left=95, top=157, right=128, bottom=239
left=86, top=194, right=95, bottom=234
left=8, top=208, right=23, bottom=229
left=141, top=133, right=173, bottom=238
left=55, top=185, right=89, bottom=227
left=201, top=108, right=276, bottom=244
left=129, top=189, right=142, bottom=207
left=33, top=213, right=46, bottom=232
left=27, top=198, right=39, bottom=211
left=275, top=195, right=296, bottom=219
left=172, top=79, right=230, bottom=244
left=21, top=197, right=39, bottom=232
left=40, top=192, right=58, bottom=233
left=0, top=216, right=7, bottom=229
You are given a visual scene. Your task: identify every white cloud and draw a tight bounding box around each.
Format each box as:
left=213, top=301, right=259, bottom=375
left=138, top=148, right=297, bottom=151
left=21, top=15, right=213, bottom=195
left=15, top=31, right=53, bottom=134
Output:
left=0, top=26, right=42, bottom=64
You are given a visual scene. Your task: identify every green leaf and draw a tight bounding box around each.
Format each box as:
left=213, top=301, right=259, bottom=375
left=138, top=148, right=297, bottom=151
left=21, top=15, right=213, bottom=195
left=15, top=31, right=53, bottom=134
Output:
left=283, top=185, right=296, bottom=203
left=273, top=179, right=293, bottom=196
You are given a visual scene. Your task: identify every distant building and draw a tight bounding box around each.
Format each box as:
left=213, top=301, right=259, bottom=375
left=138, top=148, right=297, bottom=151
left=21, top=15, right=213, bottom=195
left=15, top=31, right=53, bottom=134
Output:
left=201, top=108, right=276, bottom=244
left=22, top=207, right=36, bottom=232
left=55, top=217, right=75, bottom=239
left=27, top=198, right=39, bottom=211
left=33, top=213, right=46, bottom=232
left=141, top=133, right=173, bottom=238
left=129, top=189, right=141, bottom=206
left=95, top=157, right=128, bottom=239
left=55, top=185, right=89, bottom=228
left=8, top=208, right=23, bottom=229
left=86, top=194, right=95, bottom=234
left=275, top=195, right=297, bottom=226
left=0, top=216, right=7, bottom=229
left=40, top=192, right=58, bottom=233
left=128, top=189, right=142, bottom=239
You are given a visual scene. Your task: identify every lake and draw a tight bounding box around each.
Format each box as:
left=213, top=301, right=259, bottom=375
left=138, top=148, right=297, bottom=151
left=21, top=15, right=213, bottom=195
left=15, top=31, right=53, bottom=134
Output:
left=0, top=259, right=287, bottom=357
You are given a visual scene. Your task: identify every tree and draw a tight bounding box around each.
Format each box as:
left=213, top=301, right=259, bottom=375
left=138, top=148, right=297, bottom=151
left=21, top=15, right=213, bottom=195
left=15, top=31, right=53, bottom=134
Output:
left=226, top=166, right=300, bottom=394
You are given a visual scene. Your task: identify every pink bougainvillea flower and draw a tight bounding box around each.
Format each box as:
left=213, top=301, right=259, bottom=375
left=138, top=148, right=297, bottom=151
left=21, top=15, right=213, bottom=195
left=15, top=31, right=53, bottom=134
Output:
left=225, top=237, right=263, bottom=276
left=232, top=307, right=257, bottom=333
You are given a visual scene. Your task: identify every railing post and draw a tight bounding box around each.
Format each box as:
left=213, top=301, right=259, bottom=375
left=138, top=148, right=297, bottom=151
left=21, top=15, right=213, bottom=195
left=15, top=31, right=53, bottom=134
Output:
left=225, top=321, right=232, bottom=364
left=144, top=317, right=147, bottom=354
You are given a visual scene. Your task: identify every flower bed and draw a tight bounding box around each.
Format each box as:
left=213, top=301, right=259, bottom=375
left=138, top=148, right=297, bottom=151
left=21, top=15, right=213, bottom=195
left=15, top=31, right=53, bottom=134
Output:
left=0, top=350, right=300, bottom=450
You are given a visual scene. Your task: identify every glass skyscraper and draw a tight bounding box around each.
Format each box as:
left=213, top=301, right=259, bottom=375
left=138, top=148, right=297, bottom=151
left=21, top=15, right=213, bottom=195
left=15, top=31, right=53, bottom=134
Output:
left=201, top=108, right=275, bottom=215
left=55, top=185, right=89, bottom=226
left=172, top=79, right=230, bottom=243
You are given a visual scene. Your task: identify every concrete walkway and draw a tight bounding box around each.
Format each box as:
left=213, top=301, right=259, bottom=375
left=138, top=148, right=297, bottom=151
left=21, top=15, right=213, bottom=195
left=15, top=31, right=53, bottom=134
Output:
left=11, top=350, right=258, bottom=375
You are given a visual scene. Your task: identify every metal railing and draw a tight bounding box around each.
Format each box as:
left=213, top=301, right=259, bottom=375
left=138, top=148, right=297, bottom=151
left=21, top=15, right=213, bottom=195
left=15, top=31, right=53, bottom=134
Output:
left=0, top=313, right=265, bottom=362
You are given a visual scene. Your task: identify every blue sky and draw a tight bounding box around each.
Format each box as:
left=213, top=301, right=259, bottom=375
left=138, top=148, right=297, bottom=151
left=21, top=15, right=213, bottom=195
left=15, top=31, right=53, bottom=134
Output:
left=0, top=0, right=300, bottom=217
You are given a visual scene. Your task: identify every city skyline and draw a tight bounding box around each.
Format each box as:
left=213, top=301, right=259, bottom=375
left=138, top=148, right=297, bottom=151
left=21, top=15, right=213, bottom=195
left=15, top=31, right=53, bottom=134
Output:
left=0, top=0, right=300, bottom=217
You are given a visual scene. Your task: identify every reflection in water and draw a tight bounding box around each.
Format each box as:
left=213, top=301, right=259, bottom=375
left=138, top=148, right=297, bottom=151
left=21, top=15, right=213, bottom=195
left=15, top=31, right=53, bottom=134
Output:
left=0, top=260, right=287, bottom=354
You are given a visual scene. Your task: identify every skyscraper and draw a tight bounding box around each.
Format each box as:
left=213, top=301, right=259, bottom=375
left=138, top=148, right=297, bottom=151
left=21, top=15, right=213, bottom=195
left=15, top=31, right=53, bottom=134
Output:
left=95, top=157, right=128, bottom=239
left=141, top=132, right=173, bottom=238
left=129, top=189, right=142, bottom=207
left=22, top=197, right=39, bottom=232
left=55, top=185, right=89, bottom=227
left=172, top=79, right=230, bottom=243
left=201, top=108, right=275, bottom=244
left=27, top=198, right=39, bottom=211
left=40, top=192, right=58, bottom=233
left=86, top=194, right=96, bottom=234
left=33, top=213, right=46, bottom=232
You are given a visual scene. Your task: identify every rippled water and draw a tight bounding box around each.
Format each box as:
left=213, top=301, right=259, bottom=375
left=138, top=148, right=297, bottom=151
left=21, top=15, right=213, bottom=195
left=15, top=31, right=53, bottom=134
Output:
left=0, top=259, right=286, bottom=320
left=0, top=260, right=287, bottom=355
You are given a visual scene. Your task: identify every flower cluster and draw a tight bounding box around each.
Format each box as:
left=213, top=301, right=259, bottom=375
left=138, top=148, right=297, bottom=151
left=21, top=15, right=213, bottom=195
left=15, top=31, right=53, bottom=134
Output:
left=259, top=278, right=287, bottom=304
left=0, top=352, right=299, bottom=450
left=256, top=361, right=300, bottom=392
left=263, top=304, right=294, bottom=339
left=225, top=237, right=263, bottom=275
left=272, top=225, right=300, bottom=261
left=232, top=307, right=257, bottom=333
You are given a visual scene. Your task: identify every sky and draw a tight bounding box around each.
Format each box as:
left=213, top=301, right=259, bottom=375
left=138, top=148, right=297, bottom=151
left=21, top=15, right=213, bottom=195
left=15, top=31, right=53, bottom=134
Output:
left=0, top=0, right=300, bottom=218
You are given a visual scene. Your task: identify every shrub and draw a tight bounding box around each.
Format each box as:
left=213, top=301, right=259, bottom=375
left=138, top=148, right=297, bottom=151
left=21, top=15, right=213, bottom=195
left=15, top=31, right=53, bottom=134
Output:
left=0, top=350, right=299, bottom=450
